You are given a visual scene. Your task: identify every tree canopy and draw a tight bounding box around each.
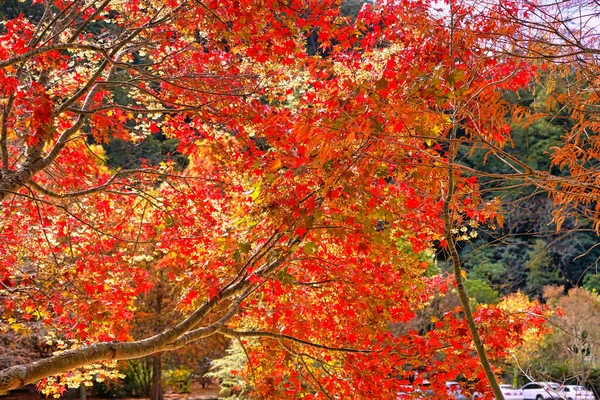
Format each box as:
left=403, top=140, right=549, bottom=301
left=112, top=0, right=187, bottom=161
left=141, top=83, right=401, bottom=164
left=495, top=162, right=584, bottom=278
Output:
left=0, top=0, right=599, bottom=398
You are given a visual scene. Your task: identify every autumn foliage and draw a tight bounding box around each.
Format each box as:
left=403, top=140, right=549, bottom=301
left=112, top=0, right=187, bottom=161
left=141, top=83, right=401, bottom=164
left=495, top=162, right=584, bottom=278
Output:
left=0, top=0, right=564, bottom=398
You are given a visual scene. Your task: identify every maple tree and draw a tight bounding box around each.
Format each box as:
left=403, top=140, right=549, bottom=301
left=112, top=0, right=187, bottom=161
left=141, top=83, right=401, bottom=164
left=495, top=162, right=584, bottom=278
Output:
left=0, top=0, right=554, bottom=398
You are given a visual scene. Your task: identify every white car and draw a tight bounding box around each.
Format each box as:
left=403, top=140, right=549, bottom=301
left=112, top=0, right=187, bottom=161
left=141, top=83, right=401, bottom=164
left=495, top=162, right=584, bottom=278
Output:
left=397, top=381, right=472, bottom=399
left=521, top=381, right=565, bottom=400
left=563, top=385, right=595, bottom=400
left=500, top=383, right=524, bottom=400
left=396, top=380, right=433, bottom=399
left=445, top=381, right=466, bottom=399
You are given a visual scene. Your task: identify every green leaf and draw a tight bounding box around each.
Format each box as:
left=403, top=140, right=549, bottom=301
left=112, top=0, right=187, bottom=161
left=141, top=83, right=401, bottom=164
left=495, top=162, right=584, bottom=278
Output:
left=303, top=242, right=317, bottom=255
left=445, top=69, right=465, bottom=85
left=275, top=267, right=294, bottom=284
left=238, top=242, right=251, bottom=253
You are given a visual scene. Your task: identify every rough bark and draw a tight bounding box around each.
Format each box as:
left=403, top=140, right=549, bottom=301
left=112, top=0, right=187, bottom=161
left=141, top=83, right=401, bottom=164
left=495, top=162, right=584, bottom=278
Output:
left=150, top=354, right=163, bottom=400
left=0, top=293, right=226, bottom=394
left=150, top=292, right=164, bottom=400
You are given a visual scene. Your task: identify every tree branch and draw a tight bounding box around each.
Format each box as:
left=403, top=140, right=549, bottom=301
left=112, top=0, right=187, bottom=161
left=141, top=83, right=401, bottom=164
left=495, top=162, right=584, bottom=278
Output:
left=0, top=43, right=108, bottom=70
left=443, top=123, right=505, bottom=400
left=219, top=328, right=374, bottom=354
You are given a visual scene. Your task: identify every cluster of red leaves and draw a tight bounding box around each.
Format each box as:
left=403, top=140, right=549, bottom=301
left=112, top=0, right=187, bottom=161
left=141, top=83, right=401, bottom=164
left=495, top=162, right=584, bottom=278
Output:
left=0, top=0, right=547, bottom=397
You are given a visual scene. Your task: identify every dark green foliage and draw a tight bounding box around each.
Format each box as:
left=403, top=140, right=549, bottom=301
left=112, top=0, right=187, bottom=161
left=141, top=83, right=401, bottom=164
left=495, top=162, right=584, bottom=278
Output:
left=104, top=133, right=189, bottom=172
left=464, top=278, right=500, bottom=304
left=459, top=239, right=528, bottom=296
left=0, top=0, right=43, bottom=22
left=341, top=0, right=371, bottom=19
left=525, top=240, right=562, bottom=296
left=584, top=274, right=600, bottom=293
left=455, top=81, right=600, bottom=299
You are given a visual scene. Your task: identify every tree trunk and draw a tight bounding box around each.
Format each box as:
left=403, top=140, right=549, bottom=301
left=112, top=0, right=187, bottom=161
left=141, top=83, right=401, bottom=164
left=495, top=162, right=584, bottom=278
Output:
left=150, top=291, right=164, bottom=400
left=443, top=128, right=505, bottom=400
left=79, top=384, right=86, bottom=400
left=150, top=353, right=163, bottom=400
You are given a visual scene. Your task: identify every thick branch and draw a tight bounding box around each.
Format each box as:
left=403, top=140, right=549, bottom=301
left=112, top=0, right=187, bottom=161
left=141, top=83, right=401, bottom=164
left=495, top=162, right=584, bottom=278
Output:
left=164, top=291, right=250, bottom=350
left=0, top=93, right=15, bottom=173
left=0, top=234, right=305, bottom=394
left=0, top=284, right=241, bottom=394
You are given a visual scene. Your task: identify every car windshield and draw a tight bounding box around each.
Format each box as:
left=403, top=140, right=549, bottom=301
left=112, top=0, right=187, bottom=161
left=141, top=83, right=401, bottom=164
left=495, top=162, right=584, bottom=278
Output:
left=548, top=383, right=559, bottom=389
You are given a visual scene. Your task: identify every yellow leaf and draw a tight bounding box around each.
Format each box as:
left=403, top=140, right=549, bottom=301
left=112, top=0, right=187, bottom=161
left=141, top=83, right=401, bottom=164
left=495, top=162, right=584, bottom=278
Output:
left=251, top=181, right=262, bottom=202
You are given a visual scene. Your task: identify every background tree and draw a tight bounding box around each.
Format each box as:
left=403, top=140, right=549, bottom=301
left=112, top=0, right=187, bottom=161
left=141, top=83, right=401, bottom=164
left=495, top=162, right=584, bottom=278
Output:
left=498, top=291, right=550, bottom=388
left=513, top=287, right=600, bottom=392
left=205, top=340, right=251, bottom=399
left=499, top=0, right=600, bottom=267
left=451, top=76, right=600, bottom=301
